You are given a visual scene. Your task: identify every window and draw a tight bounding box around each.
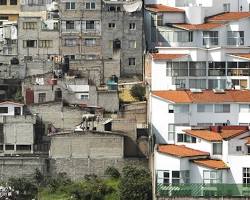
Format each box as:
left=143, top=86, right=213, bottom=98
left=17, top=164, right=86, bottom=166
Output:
left=203, top=31, right=218, bottom=46
left=23, top=40, right=37, bottom=48
left=177, top=133, right=184, bottom=142
left=23, top=22, right=37, bottom=29
left=189, top=79, right=206, bottom=89
left=203, top=170, right=222, bottom=184
left=174, top=104, right=189, bottom=113
left=208, top=79, right=226, bottom=89
left=0, top=107, right=8, bottom=113
left=86, top=20, right=95, bottom=30
left=172, top=171, right=180, bottom=184
left=215, top=104, right=230, bottom=113
left=212, top=143, right=222, bottom=155
left=168, top=104, right=174, bottom=113
left=166, top=62, right=188, bottom=77
left=208, top=62, right=226, bottom=76
left=227, top=31, right=244, bottom=45
left=84, top=38, right=96, bottom=46
left=168, top=124, right=175, bottom=141
left=157, top=170, right=170, bottom=185
left=129, top=23, right=136, bottom=30
left=240, top=104, right=250, bottom=113
left=236, top=146, right=242, bottom=152
left=5, top=145, right=14, bottom=150
left=39, top=40, right=53, bottom=48
left=197, top=104, right=213, bottom=112
left=0, top=0, right=7, bottom=5
left=86, top=2, right=95, bottom=10
left=248, top=147, right=250, bottom=155
left=243, top=168, right=250, bottom=185
left=129, top=40, right=136, bottom=48
left=65, top=39, right=77, bottom=47
left=10, top=0, right=17, bottom=5
left=66, top=2, right=75, bottom=10
left=80, top=93, right=89, bottom=100
left=129, top=58, right=135, bottom=66
left=66, top=21, right=75, bottom=30
left=223, top=3, right=230, bottom=12
left=108, top=23, right=115, bottom=29
left=181, top=171, right=190, bottom=183
left=38, top=93, right=46, bottom=103
left=159, top=31, right=193, bottom=43
left=189, top=62, right=206, bottom=76
left=184, top=135, right=196, bottom=143
left=16, top=145, right=31, bottom=151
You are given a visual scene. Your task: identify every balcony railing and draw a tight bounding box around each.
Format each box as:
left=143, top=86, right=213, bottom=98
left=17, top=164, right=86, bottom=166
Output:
left=157, top=183, right=250, bottom=197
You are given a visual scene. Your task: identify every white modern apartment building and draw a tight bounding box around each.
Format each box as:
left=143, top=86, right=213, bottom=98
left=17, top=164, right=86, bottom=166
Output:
left=150, top=89, right=250, bottom=198
left=144, top=0, right=250, bottom=90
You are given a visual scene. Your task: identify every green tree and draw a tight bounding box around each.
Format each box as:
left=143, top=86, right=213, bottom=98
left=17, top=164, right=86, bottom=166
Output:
left=119, top=166, right=152, bottom=200
left=105, top=166, right=120, bottom=179
left=130, top=84, right=146, bottom=101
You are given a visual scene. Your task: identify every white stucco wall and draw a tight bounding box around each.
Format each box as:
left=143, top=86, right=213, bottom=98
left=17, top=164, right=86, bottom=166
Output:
left=0, top=103, right=23, bottom=116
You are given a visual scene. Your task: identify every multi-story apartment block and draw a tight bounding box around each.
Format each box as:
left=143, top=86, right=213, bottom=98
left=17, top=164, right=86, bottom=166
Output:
left=58, top=0, right=103, bottom=84
left=145, top=0, right=250, bottom=90
left=101, top=0, right=143, bottom=79
left=0, top=0, right=20, bottom=24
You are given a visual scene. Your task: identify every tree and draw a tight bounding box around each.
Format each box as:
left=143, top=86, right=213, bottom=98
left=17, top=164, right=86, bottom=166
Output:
left=105, top=166, right=120, bottom=179
left=130, top=84, right=146, bottom=101
left=119, top=166, right=152, bottom=200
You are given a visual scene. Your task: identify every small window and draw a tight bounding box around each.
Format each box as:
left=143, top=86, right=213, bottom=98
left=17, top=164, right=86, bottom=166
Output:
left=66, top=2, right=75, bottom=10
left=0, top=145, right=3, bottom=151
left=80, top=94, right=89, bottom=100
left=129, top=58, right=135, bottom=66
left=86, top=2, right=95, bottom=10
left=86, top=20, right=95, bottom=30
left=129, top=23, right=136, bottom=30
left=16, top=145, right=32, bottom=151
left=236, top=146, right=242, bottom=152
left=177, top=133, right=184, bottom=142
left=108, top=23, right=115, bottom=29
left=38, top=93, right=46, bottom=103
left=39, top=40, right=53, bottom=48
left=0, top=107, right=8, bottom=113
left=23, top=40, right=37, bottom=48
left=84, top=38, right=96, bottom=46
left=223, top=3, right=230, bottom=12
left=23, top=22, right=37, bottom=29
left=215, top=104, right=230, bottom=113
left=66, top=20, right=75, bottom=30
left=0, top=0, right=7, bottom=5
left=172, top=171, right=180, bottom=184
left=65, top=39, right=77, bottom=47
left=5, top=145, right=14, bottom=150
left=10, top=0, right=17, bottom=5
left=213, top=143, right=222, bottom=155
left=168, top=104, right=174, bottom=113
left=129, top=40, right=136, bottom=48
left=243, top=168, right=250, bottom=185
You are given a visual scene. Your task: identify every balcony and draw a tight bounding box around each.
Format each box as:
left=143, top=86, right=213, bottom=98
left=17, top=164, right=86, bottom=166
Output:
left=156, top=184, right=250, bottom=197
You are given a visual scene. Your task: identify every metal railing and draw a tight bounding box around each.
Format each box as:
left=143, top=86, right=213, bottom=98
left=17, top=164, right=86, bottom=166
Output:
left=156, top=183, right=250, bottom=197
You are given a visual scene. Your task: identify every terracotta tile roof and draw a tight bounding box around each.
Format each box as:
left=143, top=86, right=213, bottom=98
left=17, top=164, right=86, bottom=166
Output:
left=158, top=144, right=209, bottom=158
left=184, top=130, right=223, bottom=141
left=244, top=136, right=250, bottom=145
left=151, top=53, right=188, bottom=60
left=172, top=23, right=223, bottom=30
left=208, top=12, right=250, bottom=22
left=192, top=159, right=229, bottom=170
left=184, top=126, right=249, bottom=141
left=145, top=4, right=185, bottom=13
left=152, top=90, right=250, bottom=103
left=230, top=53, right=250, bottom=60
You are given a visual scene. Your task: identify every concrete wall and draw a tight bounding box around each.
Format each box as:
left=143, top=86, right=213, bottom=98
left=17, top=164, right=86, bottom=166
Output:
left=50, top=133, right=124, bottom=159
left=50, top=157, right=148, bottom=180
left=97, top=90, right=119, bottom=112
left=0, top=156, right=47, bottom=180
left=28, top=102, right=87, bottom=129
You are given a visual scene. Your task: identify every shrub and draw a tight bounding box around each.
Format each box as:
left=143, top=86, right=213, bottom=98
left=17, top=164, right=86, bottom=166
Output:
left=119, top=166, right=152, bottom=200
left=130, top=84, right=146, bottom=101
left=105, top=167, right=120, bottom=179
